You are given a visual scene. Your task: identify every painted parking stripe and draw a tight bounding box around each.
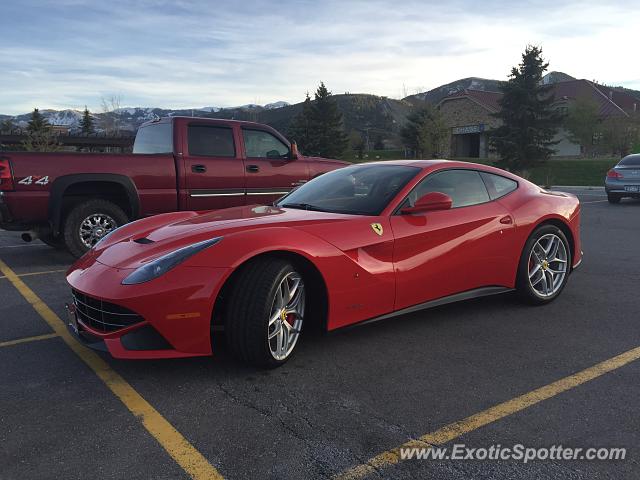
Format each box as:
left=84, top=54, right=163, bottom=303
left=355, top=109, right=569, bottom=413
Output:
left=335, top=345, right=640, bottom=480
left=0, top=268, right=66, bottom=280
left=0, top=333, right=59, bottom=348
left=0, top=259, right=224, bottom=480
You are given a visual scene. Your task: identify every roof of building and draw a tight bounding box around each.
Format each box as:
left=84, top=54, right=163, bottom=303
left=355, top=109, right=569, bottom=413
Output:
left=438, top=89, right=503, bottom=112
left=552, top=79, right=628, bottom=117
left=438, top=79, right=634, bottom=119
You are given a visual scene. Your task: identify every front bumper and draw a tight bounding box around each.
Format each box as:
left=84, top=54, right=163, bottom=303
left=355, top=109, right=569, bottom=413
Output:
left=66, top=259, right=231, bottom=359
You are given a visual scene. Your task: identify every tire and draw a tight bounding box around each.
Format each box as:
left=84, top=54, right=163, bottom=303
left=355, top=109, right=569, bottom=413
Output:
left=63, top=199, right=128, bottom=258
left=40, top=234, right=66, bottom=249
left=225, top=257, right=306, bottom=368
left=607, top=193, right=621, bottom=204
left=516, top=224, right=572, bottom=305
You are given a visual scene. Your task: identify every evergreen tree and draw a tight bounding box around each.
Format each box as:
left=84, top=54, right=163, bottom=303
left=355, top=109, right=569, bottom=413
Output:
left=287, top=94, right=316, bottom=154
left=23, top=108, right=59, bottom=152
left=490, top=46, right=561, bottom=171
left=80, top=106, right=95, bottom=135
left=287, top=84, right=349, bottom=158
left=309, top=82, right=348, bottom=158
left=400, top=105, right=447, bottom=158
left=27, top=108, right=48, bottom=134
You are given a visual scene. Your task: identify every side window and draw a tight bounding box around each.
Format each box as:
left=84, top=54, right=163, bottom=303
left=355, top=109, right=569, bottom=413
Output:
left=187, top=125, right=235, bottom=157
left=480, top=172, right=518, bottom=200
left=243, top=129, right=289, bottom=158
left=408, top=170, right=490, bottom=208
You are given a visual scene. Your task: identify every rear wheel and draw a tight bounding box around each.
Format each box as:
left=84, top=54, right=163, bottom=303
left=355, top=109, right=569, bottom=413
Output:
left=225, top=257, right=306, bottom=368
left=516, top=225, right=571, bottom=305
left=607, top=193, right=621, bottom=204
left=63, top=199, right=128, bottom=258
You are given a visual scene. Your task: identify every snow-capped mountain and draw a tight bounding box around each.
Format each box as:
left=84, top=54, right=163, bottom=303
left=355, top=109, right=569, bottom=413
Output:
left=1, top=101, right=291, bottom=133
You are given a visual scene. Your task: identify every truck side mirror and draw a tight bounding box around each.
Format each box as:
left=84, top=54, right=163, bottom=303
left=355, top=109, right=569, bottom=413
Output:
left=290, top=142, right=299, bottom=160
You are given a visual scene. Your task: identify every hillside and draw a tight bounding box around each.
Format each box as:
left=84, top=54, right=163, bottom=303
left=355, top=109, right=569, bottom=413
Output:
left=403, top=77, right=505, bottom=106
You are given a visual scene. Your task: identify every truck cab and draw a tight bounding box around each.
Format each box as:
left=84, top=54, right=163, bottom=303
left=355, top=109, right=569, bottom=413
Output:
left=0, top=117, right=346, bottom=256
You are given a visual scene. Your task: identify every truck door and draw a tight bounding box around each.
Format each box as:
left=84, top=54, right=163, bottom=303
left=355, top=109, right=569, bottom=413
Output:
left=184, top=122, right=247, bottom=210
left=241, top=127, right=309, bottom=205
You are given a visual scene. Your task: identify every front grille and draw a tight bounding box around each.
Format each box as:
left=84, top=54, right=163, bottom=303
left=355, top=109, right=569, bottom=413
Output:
left=72, top=289, right=144, bottom=333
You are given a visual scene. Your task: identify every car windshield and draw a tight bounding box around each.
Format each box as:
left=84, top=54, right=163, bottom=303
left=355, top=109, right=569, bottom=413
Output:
left=619, top=154, right=640, bottom=167
left=276, top=164, right=419, bottom=216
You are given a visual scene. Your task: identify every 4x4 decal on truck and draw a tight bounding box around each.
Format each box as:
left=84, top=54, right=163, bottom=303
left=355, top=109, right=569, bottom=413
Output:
left=18, top=175, right=49, bottom=186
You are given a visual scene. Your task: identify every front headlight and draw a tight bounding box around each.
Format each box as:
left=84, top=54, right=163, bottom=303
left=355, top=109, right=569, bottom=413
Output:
left=122, top=237, right=222, bottom=285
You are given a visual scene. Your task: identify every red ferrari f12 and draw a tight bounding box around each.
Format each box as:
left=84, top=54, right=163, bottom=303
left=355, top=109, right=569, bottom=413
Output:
left=67, top=160, right=582, bottom=367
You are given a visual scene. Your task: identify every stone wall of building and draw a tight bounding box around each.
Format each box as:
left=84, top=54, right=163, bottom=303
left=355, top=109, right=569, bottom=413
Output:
left=438, top=97, right=502, bottom=158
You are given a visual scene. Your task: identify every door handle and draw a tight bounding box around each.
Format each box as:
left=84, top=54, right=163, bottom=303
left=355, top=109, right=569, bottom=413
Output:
left=246, top=164, right=260, bottom=173
left=499, top=215, right=513, bottom=225
left=192, top=164, right=207, bottom=173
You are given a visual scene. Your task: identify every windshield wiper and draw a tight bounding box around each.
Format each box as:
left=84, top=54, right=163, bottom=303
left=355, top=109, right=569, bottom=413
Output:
left=279, top=202, right=325, bottom=212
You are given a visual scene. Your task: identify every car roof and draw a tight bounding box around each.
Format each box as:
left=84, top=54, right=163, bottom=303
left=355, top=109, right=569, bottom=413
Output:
left=139, top=116, right=278, bottom=129
left=356, top=159, right=495, bottom=171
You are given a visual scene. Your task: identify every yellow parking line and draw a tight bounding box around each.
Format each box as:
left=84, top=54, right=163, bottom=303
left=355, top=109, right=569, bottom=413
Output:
left=0, top=269, right=66, bottom=280
left=0, top=332, right=59, bottom=348
left=0, top=259, right=224, bottom=480
left=335, top=345, right=640, bottom=480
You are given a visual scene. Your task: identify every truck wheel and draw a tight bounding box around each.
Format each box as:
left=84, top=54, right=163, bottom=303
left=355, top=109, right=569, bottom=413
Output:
left=63, top=199, right=128, bottom=258
left=225, top=257, right=306, bottom=368
left=607, top=194, right=621, bottom=204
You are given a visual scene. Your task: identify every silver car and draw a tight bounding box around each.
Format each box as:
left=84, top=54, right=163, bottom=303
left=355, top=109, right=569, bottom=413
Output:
left=605, top=154, right=640, bottom=203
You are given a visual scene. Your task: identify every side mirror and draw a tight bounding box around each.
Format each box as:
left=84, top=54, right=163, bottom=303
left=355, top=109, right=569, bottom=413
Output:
left=401, top=192, right=453, bottom=214
left=290, top=142, right=299, bottom=160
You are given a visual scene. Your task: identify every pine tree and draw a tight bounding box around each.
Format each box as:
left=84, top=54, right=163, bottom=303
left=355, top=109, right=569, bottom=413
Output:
left=309, top=82, right=349, bottom=158
left=27, top=108, right=48, bottom=134
left=23, top=108, right=59, bottom=152
left=490, top=46, right=561, bottom=171
left=80, top=106, right=95, bottom=135
left=287, top=94, right=316, bottom=154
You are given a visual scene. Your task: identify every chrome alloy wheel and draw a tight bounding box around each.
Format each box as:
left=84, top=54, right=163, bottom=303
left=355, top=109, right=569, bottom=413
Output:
left=528, top=233, right=568, bottom=298
left=268, top=272, right=305, bottom=361
left=79, top=213, right=117, bottom=248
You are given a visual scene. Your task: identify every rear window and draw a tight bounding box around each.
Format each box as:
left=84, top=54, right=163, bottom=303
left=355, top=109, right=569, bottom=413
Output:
left=619, top=154, right=640, bottom=167
left=480, top=172, right=518, bottom=200
left=133, top=123, right=173, bottom=154
left=188, top=125, right=235, bottom=157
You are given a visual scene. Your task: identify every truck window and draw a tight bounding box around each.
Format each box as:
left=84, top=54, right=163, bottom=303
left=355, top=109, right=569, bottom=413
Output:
left=133, top=123, right=173, bottom=154
left=188, top=125, right=236, bottom=157
left=243, top=129, right=289, bottom=158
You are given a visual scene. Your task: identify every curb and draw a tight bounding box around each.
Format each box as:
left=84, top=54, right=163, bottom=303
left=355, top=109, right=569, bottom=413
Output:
left=548, top=186, right=605, bottom=190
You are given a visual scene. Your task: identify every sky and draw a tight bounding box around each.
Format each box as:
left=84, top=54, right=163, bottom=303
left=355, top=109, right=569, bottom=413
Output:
left=1, top=0, right=639, bottom=115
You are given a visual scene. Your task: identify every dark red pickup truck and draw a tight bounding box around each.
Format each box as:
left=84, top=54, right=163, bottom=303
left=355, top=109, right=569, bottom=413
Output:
left=0, top=116, right=346, bottom=256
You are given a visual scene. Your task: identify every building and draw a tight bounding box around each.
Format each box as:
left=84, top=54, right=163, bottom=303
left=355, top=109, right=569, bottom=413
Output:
left=437, top=79, right=639, bottom=158
left=437, top=90, right=502, bottom=159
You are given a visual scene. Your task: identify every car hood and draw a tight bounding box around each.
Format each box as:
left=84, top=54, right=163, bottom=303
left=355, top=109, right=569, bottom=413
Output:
left=90, top=205, right=357, bottom=269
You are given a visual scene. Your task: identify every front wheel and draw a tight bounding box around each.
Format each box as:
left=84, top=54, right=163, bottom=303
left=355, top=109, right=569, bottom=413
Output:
left=63, top=199, right=128, bottom=258
left=225, top=258, right=306, bottom=368
left=516, top=225, right=572, bottom=305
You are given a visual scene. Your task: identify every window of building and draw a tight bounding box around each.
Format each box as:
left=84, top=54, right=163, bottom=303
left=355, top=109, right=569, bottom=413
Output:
left=187, top=125, right=235, bottom=157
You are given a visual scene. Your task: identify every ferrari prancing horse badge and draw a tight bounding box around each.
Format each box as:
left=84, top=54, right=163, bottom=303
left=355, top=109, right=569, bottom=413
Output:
left=370, top=223, right=383, bottom=236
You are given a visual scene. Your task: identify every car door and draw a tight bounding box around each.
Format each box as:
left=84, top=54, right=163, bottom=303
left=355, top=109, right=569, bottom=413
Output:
left=390, top=169, right=517, bottom=311
left=184, top=122, right=247, bottom=211
left=241, top=128, right=309, bottom=204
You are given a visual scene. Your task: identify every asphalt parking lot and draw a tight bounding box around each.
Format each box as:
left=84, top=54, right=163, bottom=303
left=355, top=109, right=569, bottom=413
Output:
left=1, top=187, right=639, bottom=480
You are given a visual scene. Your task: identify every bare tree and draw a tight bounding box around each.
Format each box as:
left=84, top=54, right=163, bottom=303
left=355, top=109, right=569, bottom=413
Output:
left=100, top=94, right=123, bottom=136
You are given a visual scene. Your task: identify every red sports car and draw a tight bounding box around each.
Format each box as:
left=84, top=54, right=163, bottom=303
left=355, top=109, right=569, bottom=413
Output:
left=66, top=160, right=582, bottom=367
